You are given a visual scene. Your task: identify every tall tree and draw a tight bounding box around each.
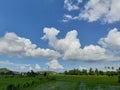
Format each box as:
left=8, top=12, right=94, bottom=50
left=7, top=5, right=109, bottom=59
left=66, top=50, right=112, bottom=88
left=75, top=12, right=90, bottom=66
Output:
left=117, top=67, right=120, bottom=83
left=95, top=68, right=99, bottom=76
left=111, top=66, right=114, bottom=70
left=89, top=68, right=95, bottom=75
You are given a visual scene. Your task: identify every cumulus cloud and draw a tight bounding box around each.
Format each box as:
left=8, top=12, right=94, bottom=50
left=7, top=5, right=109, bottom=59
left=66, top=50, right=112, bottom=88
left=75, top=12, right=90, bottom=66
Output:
left=42, top=28, right=80, bottom=52
left=99, top=28, right=120, bottom=48
left=79, top=0, right=111, bottom=22
left=64, top=0, right=82, bottom=11
left=63, top=45, right=108, bottom=61
left=42, top=27, right=120, bottom=61
left=63, top=0, right=120, bottom=23
left=46, top=59, right=64, bottom=70
left=0, top=32, right=60, bottom=59
left=99, top=28, right=120, bottom=59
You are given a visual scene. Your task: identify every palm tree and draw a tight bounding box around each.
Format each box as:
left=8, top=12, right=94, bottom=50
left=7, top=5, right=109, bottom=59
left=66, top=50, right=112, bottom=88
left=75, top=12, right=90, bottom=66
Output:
left=111, top=66, right=114, bottom=70
left=108, top=66, right=110, bottom=69
left=105, top=66, right=107, bottom=71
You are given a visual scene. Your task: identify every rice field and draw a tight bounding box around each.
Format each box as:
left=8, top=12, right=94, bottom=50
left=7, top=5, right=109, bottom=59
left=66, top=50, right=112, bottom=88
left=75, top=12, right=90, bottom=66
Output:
left=0, top=75, right=120, bottom=90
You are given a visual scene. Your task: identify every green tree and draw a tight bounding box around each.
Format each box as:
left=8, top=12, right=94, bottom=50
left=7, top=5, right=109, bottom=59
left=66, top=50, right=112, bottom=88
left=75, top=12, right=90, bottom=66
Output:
left=6, top=84, right=17, bottom=90
left=99, top=70, right=104, bottom=75
left=81, top=69, right=87, bottom=75
left=95, top=68, right=99, bottom=76
left=64, top=70, right=68, bottom=75
left=117, top=67, right=120, bottom=83
left=108, top=66, right=110, bottom=70
left=65, top=68, right=81, bottom=75
left=27, top=70, right=36, bottom=77
left=111, top=66, right=114, bottom=70
left=89, top=68, right=95, bottom=75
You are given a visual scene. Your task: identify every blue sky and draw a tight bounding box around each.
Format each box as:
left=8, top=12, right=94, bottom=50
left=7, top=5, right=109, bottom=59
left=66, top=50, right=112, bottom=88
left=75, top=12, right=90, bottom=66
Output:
left=0, top=0, right=120, bottom=72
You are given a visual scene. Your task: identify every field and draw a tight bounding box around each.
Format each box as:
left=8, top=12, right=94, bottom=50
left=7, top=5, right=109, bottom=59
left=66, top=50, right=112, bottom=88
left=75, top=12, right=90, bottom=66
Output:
left=0, top=75, right=120, bottom=90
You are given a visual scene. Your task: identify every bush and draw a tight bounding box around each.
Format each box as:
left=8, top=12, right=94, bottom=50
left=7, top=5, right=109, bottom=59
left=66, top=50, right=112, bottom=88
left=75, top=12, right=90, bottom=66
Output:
left=31, top=81, right=35, bottom=86
left=23, top=83, right=26, bottom=88
left=25, top=82, right=30, bottom=87
left=6, top=84, right=16, bottom=90
left=118, top=75, right=120, bottom=83
left=16, top=84, right=20, bottom=90
left=48, top=76, right=56, bottom=81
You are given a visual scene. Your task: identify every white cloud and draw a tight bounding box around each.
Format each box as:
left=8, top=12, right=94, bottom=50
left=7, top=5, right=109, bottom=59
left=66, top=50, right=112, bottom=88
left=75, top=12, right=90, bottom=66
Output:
left=46, top=59, right=64, bottom=70
left=42, top=28, right=80, bottom=52
left=0, top=60, right=42, bottom=72
left=99, top=28, right=120, bottom=48
left=0, top=60, right=32, bottom=72
left=56, top=30, right=80, bottom=52
left=63, top=45, right=107, bottom=61
left=62, top=14, right=73, bottom=22
left=42, top=27, right=120, bottom=61
left=42, top=27, right=107, bottom=61
left=99, top=28, right=120, bottom=60
left=64, top=0, right=82, bottom=11
left=80, top=0, right=110, bottom=22
left=64, top=0, right=120, bottom=23
left=0, top=32, right=60, bottom=59
left=35, top=64, right=41, bottom=71
left=62, top=14, right=78, bottom=22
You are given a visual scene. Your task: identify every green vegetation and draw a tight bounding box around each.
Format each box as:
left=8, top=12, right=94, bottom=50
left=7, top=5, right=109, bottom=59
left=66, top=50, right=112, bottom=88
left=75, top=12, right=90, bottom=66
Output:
left=64, top=68, right=118, bottom=76
left=0, top=67, right=120, bottom=90
left=0, top=75, right=120, bottom=90
left=0, top=68, right=11, bottom=73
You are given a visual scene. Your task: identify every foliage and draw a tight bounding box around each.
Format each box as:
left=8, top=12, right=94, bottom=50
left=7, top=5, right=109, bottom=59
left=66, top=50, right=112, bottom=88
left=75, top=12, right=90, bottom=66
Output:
left=0, top=67, right=120, bottom=89
left=89, top=68, right=95, bottom=75
left=64, top=67, right=120, bottom=76
left=117, top=67, right=120, bottom=83
left=27, top=70, right=37, bottom=77
left=6, top=84, right=17, bottom=90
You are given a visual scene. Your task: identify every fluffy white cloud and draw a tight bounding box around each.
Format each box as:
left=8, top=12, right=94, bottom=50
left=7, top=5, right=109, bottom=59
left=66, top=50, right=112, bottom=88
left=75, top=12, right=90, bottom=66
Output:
left=99, top=28, right=120, bottom=48
left=35, top=64, right=41, bottom=71
left=41, top=27, right=59, bottom=48
left=42, top=27, right=120, bottom=61
left=63, top=45, right=107, bottom=61
left=56, top=30, right=80, bottom=52
left=64, top=0, right=120, bottom=23
left=79, top=0, right=110, bottom=22
left=46, top=59, right=64, bottom=70
left=42, top=27, right=106, bottom=61
left=0, top=32, right=60, bottom=59
left=99, top=28, right=120, bottom=60
left=64, top=0, right=82, bottom=11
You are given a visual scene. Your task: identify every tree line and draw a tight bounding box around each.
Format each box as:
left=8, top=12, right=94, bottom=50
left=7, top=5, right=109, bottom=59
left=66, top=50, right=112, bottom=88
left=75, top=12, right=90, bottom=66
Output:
left=64, top=67, right=120, bottom=76
left=64, top=67, right=120, bottom=83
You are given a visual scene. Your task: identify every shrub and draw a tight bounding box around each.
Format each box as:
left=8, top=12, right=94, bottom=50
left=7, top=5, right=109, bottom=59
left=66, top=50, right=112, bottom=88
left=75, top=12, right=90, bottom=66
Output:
left=6, top=84, right=16, bottom=90
left=16, top=84, right=20, bottom=90
left=48, top=76, right=56, bottom=81
left=31, top=81, right=35, bottom=86
left=23, top=83, right=26, bottom=88
left=118, top=75, right=120, bottom=83
left=25, top=82, right=30, bottom=87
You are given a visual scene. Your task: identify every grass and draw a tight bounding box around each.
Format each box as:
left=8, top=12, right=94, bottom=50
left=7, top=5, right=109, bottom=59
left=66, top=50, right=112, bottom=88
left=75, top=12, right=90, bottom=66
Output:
left=56, top=75, right=120, bottom=90
left=0, top=76, right=42, bottom=90
left=0, top=75, right=120, bottom=90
